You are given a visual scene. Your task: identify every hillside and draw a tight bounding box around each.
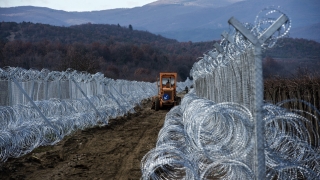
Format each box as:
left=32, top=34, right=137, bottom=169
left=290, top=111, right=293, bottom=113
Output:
left=0, top=22, right=320, bottom=80
left=0, top=22, right=213, bottom=81
left=0, top=0, right=319, bottom=42
left=0, top=21, right=177, bottom=45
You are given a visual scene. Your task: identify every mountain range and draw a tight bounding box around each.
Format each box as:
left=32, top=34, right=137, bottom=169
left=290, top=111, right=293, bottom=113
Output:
left=1, top=0, right=319, bottom=42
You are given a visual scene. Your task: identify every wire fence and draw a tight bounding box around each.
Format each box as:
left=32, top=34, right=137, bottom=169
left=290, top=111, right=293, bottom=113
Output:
left=141, top=7, right=320, bottom=179
left=0, top=67, right=155, bottom=107
left=0, top=66, right=192, bottom=164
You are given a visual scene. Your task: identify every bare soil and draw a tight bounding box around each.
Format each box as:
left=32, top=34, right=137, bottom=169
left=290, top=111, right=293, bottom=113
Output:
left=0, top=98, right=169, bottom=180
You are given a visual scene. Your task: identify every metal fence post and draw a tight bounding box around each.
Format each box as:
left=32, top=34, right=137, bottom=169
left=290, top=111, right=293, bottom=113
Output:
left=45, top=81, right=48, bottom=100
left=8, top=80, right=12, bottom=106
left=58, top=80, right=62, bottom=99
left=11, top=77, right=62, bottom=140
left=253, top=44, right=265, bottom=180
left=30, top=79, right=35, bottom=101
left=110, top=84, right=132, bottom=112
left=71, top=78, right=108, bottom=125
left=228, top=15, right=288, bottom=179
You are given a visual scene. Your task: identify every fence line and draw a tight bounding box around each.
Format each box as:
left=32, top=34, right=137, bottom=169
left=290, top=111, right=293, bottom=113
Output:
left=0, top=66, right=193, bottom=164
left=191, top=8, right=290, bottom=179
left=141, top=7, right=320, bottom=179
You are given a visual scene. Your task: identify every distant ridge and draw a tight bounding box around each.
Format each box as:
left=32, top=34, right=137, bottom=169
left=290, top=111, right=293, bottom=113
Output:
left=145, top=0, right=242, bottom=8
left=0, top=0, right=319, bottom=42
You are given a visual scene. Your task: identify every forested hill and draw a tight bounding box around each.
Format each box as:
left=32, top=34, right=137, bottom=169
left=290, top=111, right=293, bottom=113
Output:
left=0, top=21, right=178, bottom=45
left=0, top=21, right=214, bottom=81
left=1, top=21, right=320, bottom=81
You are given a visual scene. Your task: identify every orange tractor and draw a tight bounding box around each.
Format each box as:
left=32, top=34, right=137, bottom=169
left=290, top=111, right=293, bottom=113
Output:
left=151, top=72, right=181, bottom=111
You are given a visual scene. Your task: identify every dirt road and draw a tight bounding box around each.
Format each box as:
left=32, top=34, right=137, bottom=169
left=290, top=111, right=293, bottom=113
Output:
left=0, top=99, right=168, bottom=180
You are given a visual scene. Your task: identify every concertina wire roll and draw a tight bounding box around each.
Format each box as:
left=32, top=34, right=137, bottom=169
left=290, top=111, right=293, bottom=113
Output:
left=141, top=90, right=320, bottom=180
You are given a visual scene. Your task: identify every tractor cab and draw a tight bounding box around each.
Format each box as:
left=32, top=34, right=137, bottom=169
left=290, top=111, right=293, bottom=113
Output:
left=152, top=72, right=181, bottom=111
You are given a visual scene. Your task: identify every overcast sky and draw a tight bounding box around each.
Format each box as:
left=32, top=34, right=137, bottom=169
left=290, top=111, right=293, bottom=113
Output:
left=0, top=0, right=157, bottom=11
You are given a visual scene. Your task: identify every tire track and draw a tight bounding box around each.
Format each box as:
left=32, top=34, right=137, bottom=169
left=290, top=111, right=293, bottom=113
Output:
left=114, top=110, right=167, bottom=179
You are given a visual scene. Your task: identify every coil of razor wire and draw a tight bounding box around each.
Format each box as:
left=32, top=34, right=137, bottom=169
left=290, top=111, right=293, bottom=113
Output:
left=252, top=6, right=291, bottom=48
left=141, top=91, right=320, bottom=179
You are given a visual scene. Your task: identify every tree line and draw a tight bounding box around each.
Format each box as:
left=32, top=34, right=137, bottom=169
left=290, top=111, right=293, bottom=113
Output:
left=1, top=21, right=320, bottom=81
left=264, top=70, right=320, bottom=139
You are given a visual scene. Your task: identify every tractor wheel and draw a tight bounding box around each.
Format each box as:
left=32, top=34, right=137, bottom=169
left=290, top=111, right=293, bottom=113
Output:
left=155, top=97, right=160, bottom=111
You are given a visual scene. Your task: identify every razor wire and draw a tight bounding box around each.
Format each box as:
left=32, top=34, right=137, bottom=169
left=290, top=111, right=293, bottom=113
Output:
left=141, top=7, right=319, bottom=179
left=190, top=7, right=291, bottom=81
left=0, top=66, right=193, bottom=164
left=141, top=90, right=320, bottom=180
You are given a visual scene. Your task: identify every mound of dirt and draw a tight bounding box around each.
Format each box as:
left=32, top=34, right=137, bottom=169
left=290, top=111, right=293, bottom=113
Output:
left=0, top=98, right=170, bottom=180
